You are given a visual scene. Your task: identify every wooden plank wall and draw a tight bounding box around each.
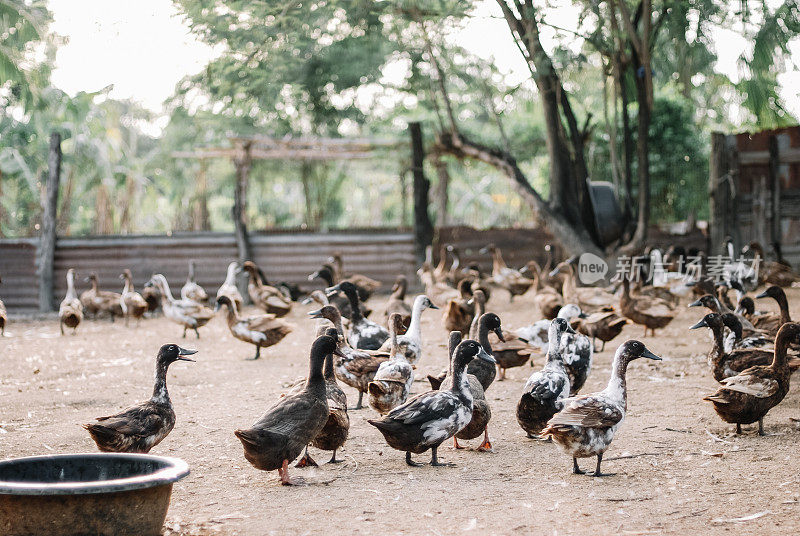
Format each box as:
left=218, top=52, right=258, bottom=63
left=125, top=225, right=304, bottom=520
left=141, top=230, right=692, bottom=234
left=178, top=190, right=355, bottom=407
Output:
left=1, top=231, right=416, bottom=313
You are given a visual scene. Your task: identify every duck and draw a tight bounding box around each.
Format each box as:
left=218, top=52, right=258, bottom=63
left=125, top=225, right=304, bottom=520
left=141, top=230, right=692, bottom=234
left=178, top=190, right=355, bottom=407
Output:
left=309, top=264, right=371, bottom=319
left=327, top=281, right=388, bottom=350
left=541, top=340, right=662, bottom=476
left=375, top=294, right=438, bottom=365
left=80, top=273, right=123, bottom=321
left=470, top=289, right=535, bottom=380
left=216, top=261, right=244, bottom=312
left=84, top=344, right=196, bottom=452
left=368, top=314, right=415, bottom=414
left=551, top=260, right=616, bottom=312
left=435, top=331, right=493, bottom=451
left=291, top=328, right=349, bottom=467
left=368, top=339, right=496, bottom=467
left=146, top=274, right=215, bottom=338
left=720, top=312, right=772, bottom=351
left=141, top=284, right=161, bottom=315
left=119, top=269, right=147, bottom=326
left=242, top=261, right=291, bottom=317
left=703, top=323, right=800, bottom=435
left=58, top=269, right=83, bottom=335
left=432, top=244, right=451, bottom=285
left=216, top=295, right=293, bottom=360
left=446, top=244, right=468, bottom=286
left=480, top=243, right=534, bottom=301
left=572, top=306, right=628, bottom=352
left=620, top=276, right=676, bottom=336
left=304, top=290, right=331, bottom=336
left=234, top=335, right=339, bottom=485
left=328, top=253, right=381, bottom=300
left=742, top=241, right=799, bottom=287
left=180, top=260, right=208, bottom=303
left=416, top=261, right=459, bottom=307
left=442, top=279, right=475, bottom=336
left=754, top=285, right=793, bottom=336
left=526, top=261, right=563, bottom=320
left=540, top=243, right=565, bottom=293
left=384, top=275, right=412, bottom=330
left=309, top=304, right=388, bottom=409
left=516, top=318, right=574, bottom=438
left=690, top=313, right=779, bottom=382
left=688, top=293, right=760, bottom=334
left=551, top=304, right=594, bottom=394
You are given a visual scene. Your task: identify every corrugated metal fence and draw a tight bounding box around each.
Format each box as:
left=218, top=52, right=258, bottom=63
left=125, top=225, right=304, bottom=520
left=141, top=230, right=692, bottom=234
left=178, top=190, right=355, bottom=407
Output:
left=0, top=230, right=417, bottom=313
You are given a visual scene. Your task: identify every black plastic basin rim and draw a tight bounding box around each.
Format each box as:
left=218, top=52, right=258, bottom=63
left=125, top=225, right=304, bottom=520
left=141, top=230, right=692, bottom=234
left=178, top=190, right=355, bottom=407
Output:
left=0, top=453, right=190, bottom=496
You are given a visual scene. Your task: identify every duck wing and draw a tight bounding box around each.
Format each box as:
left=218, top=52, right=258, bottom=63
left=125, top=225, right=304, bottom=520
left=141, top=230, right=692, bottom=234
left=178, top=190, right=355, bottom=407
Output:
left=546, top=395, right=623, bottom=428
left=719, top=369, right=779, bottom=398
left=251, top=391, right=327, bottom=436
left=386, top=390, right=460, bottom=426
left=93, top=403, right=169, bottom=438
left=243, top=314, right=290, bottom=333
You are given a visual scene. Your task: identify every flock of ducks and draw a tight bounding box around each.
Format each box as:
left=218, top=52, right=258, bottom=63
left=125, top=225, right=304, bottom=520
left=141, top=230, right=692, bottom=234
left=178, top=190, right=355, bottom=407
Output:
left=2, top=239, right=800, bottom=486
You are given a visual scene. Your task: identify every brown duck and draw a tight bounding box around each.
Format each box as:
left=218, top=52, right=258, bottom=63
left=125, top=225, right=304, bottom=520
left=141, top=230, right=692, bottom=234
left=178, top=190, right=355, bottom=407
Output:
left=572, top=306, right=627, bottom=351
left=703, top=323, right=800, bottom=435
left=754, top=285, right=792, bottom=337
left=80, top=273, right=123, bottom=321
left=216, top=295, right=293, bottom=360
left=119, top=269, right=147, bottom=326
left=384, top=275, right=412, bottom=331
left=442, top=279, right=475, bottom=337
left=242, top=261, right=291, bottom=317
left=620, top=277, right=676, bottom=336
left=84, top=344, right=196, bottom=452
left=58, top=269, right=83, bottom=335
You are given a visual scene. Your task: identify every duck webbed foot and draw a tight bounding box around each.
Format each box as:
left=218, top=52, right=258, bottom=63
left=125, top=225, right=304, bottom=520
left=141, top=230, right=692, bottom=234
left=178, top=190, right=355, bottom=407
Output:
left=279, top=459, right=307, bottom=486
left=572, top=458, right=586, bottom=475
left=295, top=446, right=318, bottom=468
left=430, top=446, right=455, bottom=467
left=453, top=437, right=466, bottom=449
left=477, top=428, right=494, bottom=452
left=406, top=451, right=423, bottom=467
left=590, top=454, right=615, bottom=477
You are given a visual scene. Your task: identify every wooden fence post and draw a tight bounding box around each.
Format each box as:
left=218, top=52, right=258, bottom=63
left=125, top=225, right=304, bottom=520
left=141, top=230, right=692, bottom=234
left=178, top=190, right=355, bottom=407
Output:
left=768, top=135, right=782, bottom=250
left=233, top=140, right=254, bottom=301
left=409, top=122, right=433, bottom=266
left=709, top=132, right=733, bottom=255
left=39, top=132, right=61, bottom=312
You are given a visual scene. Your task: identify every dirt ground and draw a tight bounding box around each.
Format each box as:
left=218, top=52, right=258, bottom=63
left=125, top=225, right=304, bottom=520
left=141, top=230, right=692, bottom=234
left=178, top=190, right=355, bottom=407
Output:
left=2, top=286, right=800, bottom=535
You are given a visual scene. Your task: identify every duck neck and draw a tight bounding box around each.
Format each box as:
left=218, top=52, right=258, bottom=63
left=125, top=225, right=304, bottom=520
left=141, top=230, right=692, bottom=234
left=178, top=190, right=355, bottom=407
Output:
left=323, top=352, right=335, bottom=381
left=307, top=354, right=326, bottom=388
left=449, top=359, right=468, bottom=393
left=491, top=248, right=506, bottom=273
left=562, top=265, right=577, bottom=298
left=159, top=278, right=175, bottom=304
left=122, top=277, right=133, bottom=295
left=90, top=277, right=98, bottom=293
left=392, top=280, right=407, bottom=301
left=247, top=269, right=261, bottom=290
left=775, top=292, right=792, bottom=325
left=605, top=352, right=629, bottom=406
left=66, top=272, right=77, bottom=300
left=771, top=329, right=792, bottom=372
left=224, top=303, right=240, bottom=326
left=546, top=328, right=566, bottom=369
left=477, top=323, right=492, bottom=354
left=344, top=288, right=363, bottom=323
left=707, top=323, right=726, bottom=372
left=224, top=264, right=236, bottom=286
left=151, top=360, right=171, bottom=405
left=450, top=250, right=460, bottom=272
left=405, top=298, right=425, bottom=343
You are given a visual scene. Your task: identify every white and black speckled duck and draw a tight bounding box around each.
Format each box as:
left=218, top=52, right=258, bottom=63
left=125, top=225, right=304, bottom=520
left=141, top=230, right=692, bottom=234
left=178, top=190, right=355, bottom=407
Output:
left=720, top=312, right=772, bottom=351
left=541, top=340, right=661, bottom=476
left=368, top=339, right=496, bottom=467
left=516, top=304, right=593, bottom=393
left=437, top=331, right=493, bottom=451
left=58, top=269, right=83, bottom=335
left=376, top=295, right=438, bottom=365
left=180, top=259, right=208, bottom=304
left=146, top=274, right=215, bottom=338
left=703, top=323, right=800, bottom=435
left=517, top=318, right=574, bottom=438
left=234, top=335, right=340, bottom=485
left=309, top=304, right=388, bottom=409
left=327, top=281, right=389, bottom=350
left=216, top=295, right=293, bottom=360
left=119, top=269, right=148, bottom=326
left=216, top=261, right=244, bottom=312
left=368, top=314, right=415, bottom=415
left=293, top=328, right=350, bottom=467
left=84, top=344, right=196, bottom=453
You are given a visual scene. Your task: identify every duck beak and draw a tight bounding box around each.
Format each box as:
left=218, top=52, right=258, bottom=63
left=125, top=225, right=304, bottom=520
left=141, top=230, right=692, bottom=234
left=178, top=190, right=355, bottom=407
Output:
left=641, top=348, right=662, bottom=361
left=687, top=299, right=702, bottom=307
left=518, top=265, right=529, bottom=275
left=213, top=302, right=221, bottom=312
left=476, top=346, right=496, bottom=364
left=578, top=312, right=588, bottom=319
left=549, top=267, right=561, bottom=277
left=565, top=324, right=576, bottom=335
left=755, top=290, right=769, bottom=299
left=325, top=284, right=341, bottom=296
left=493, top=328, right=505, bottom=342
left=177, top=347, right=197, bottom=362
left=301, top=296, right=314, bottom=305
left=478, top=246, right=489, bottom=254
left=333, top=347, right=346, bottom=358
left=467, top=298, right=474, bottom=305
left=689, top=318, right=707, bottom=330
left=308, top=270, right=320, bottom=282
left=741, top=244, right=751, bottom=254
left=428, top=303, right=440, bottom=310
left=308, top=308, right=324, bottom=319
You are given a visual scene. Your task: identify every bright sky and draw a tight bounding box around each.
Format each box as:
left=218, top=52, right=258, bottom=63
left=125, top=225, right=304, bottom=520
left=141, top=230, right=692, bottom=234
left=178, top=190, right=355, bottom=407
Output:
left=48, top=0, right=800, bottom=131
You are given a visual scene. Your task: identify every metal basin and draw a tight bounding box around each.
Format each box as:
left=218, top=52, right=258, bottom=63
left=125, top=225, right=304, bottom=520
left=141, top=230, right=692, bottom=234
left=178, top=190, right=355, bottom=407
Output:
left=0, top=453, right=189, bottom=536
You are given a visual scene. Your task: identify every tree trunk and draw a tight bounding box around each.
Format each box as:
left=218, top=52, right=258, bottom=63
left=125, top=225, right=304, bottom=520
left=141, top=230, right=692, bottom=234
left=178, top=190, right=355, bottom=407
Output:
left=58, top=168, right=74, bottom=235
left=410, top=122, right=434, bottom=265
left=39, top=132, right=61, bottom=312
left=433, top=154, right=450, bottom=227
left=193, top=159, right=210, bottom=231
left=233, top=141, right=254, bottom=301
